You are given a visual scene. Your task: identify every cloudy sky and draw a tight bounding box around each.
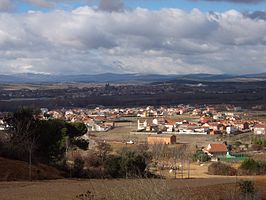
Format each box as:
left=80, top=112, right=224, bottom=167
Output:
left=0, top=0, right=265, bottom=75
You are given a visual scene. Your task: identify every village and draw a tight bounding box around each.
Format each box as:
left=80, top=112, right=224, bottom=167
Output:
left=31, top=105, right=263, bottom=133
left=3, top=104, right=262, bottom=166
left=34, top=104, right=265, bottom=137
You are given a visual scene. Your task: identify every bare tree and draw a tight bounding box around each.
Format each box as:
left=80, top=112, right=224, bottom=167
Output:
left=96, top=141, right=112, bottom=164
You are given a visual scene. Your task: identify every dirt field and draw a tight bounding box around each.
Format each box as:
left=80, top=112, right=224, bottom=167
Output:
left=0, top=176, right=265, bottom=200
left=1, top=157, right=265, bottom=200
left=91, top=121, right=220, bottom=147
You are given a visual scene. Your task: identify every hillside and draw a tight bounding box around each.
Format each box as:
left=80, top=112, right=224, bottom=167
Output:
left=0, top=157, right=64, bottom=181
left=1, top=72, right=266, bottom=83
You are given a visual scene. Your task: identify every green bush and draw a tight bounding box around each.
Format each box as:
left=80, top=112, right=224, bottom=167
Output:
left=105, top=156, right=123, bottom=178
left=240, top=159, right=259, bottom=171
left=192, top=150, right=210, bottom=162
left=240, top=159, right=266, bottom=175
left=105, top=150, right=147, bottom=178
left=72, top=138, right=89, bottom=150
left=120, top=150, right=147, bottom=178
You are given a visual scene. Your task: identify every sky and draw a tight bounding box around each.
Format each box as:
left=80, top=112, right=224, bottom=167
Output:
left=0, top=0, right=265, bottom=75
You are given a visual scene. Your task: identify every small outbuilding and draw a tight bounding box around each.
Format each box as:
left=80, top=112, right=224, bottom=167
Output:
left=147, top=135, right=176, bottom=145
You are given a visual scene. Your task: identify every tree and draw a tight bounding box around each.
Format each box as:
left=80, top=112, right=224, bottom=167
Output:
left=105, top=155, right=123, bottom=178
left=4, top=109, right=89, bottom=169
left=96, top=141, right=112, bottom=164
left=4, top=107, right=39, bottom=180
left=72, top=138, right=89, bottom=150
left=67, top=122, right=87, bottom=138
left=105, top=150, right=147, bottom=178
left=35, top=119, right=68, bottom=163
left=35, top=120, right=88, bottom=164
left=120, top=150, right=146, bottom=178
left=192, top=150, right=210, bottom=162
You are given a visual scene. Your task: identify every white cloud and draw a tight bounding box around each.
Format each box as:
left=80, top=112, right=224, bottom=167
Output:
left=0, top=7, right=265, bottom=74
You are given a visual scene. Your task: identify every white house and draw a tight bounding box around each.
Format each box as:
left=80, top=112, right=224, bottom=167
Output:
left=254, top=125, right=266, bottom=135
left=137, top=119, right=148, bottom=130
left=226, top=126, right=238, bottom=134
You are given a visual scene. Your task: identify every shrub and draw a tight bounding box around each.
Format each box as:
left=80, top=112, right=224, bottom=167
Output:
left=240, top=158, right=266, bottom=175
left=85, top=152, right=101, bottom=168
left=105, top=155, right=123, bottom=178
left=105, top=150, right=147, bottom=178
left=120, top=150, right=147, bottom=178
left=251, top=144, right=263, bottom=151
left=240, top=159, right=259, bottom=171
left=73, top=158, right=86, bottom=178
left=72, top=138, right=89, bottom=150
left=238, top=180, right=255, bottom=195
left=192, top=150, right=210, bottom=162
left=76, top=190, right=95, bottom=200
left=208, top=162, right=237, bottom=176
left=86, top=168, right=104, bottom=179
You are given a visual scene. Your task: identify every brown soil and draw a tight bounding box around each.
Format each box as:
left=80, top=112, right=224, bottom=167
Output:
left=0, top=157, right=64, bottom=181
left=0, top=177, right=265, bottom=200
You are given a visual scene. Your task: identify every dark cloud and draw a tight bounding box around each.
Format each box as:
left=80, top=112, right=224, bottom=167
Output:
left=245, top=11, right=266, bottom=20
left=98, top=0, right=124, bottom=12
left=0, top=0, right=13, bottom=11
left=21, top=0, right=85, bottom=8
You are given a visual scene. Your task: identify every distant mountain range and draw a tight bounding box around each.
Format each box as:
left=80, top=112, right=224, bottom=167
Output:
left=1, top=72, right=266, bottom=83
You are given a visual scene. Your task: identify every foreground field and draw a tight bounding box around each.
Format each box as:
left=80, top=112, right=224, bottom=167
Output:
left=0, top=177, right=265, bottom=200
left=0, top=157, right=64, bottom=181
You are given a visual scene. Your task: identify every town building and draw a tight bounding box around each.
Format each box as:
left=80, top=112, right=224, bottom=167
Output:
left=203, top=143, right=228, bottom=157
left=254, top=124, right=266, bottom=135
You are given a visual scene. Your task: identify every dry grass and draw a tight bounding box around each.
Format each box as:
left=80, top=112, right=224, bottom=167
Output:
left=0, top=177, right=265, bottom=200
left=0, top=157, right=64, bottom=181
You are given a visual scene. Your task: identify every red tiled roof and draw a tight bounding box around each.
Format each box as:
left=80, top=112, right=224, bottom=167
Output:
left=255, top=124, right=266, bottom=128
left=206, top=143, right=227, bottom=153
left=94, top=116, right=106, bottom=120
